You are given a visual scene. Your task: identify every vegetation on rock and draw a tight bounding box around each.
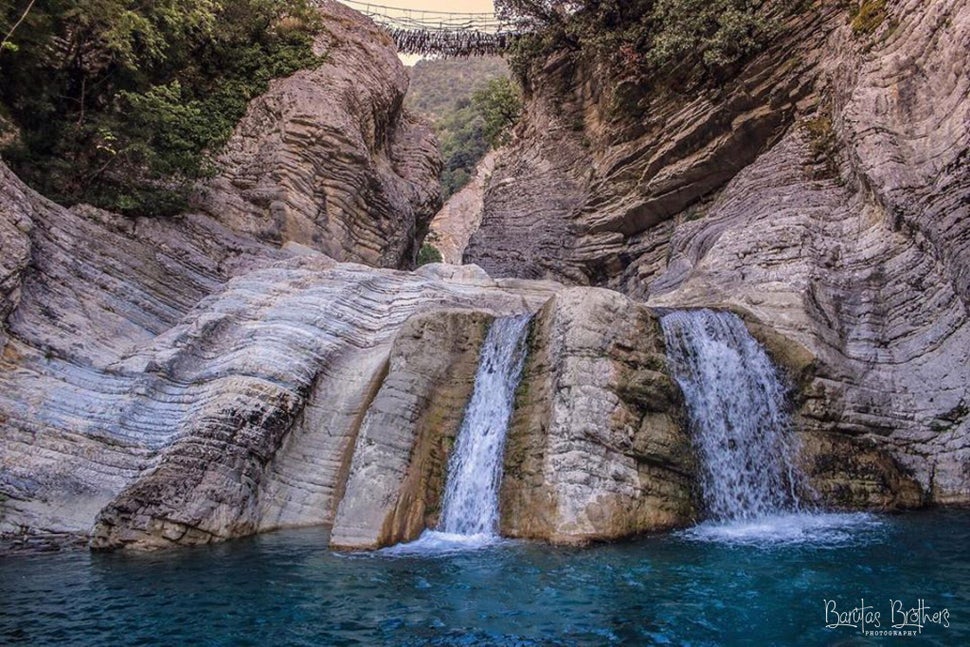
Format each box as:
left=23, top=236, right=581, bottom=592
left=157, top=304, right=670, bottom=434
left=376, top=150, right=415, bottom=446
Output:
left=473, top=78, right=522, bottom=149
left=0, top=0, right=324, bottom=216
left=417, top=243, right=444, bottom=266
left=499, top=0, right=775, bottom=82
left=850, top=0, right=887, bottom=35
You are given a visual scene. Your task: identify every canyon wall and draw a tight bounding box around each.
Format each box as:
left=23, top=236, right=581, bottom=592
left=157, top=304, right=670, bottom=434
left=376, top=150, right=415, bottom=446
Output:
left=0, top=2, right=694, bottom=551
left=465, top=0, right=970, bottom=505
left=2, top=0, right=966, bottom=553
left=0, top=1, right=449, bottom=550
left=196, top=0, right=441, bottom=269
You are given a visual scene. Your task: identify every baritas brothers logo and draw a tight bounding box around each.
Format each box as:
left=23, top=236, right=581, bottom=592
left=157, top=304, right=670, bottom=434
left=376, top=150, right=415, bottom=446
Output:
left=824, top=598, right=951, bottom=638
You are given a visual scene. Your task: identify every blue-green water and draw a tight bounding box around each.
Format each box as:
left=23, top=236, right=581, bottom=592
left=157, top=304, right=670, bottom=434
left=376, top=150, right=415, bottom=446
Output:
left=1, top=510, right=967, bottom=646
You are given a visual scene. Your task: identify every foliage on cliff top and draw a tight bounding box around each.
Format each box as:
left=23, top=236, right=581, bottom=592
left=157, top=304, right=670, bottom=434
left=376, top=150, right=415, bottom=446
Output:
left=499, top=0, right=775, bottom=83
left=0, top=0, right=324, bottom=217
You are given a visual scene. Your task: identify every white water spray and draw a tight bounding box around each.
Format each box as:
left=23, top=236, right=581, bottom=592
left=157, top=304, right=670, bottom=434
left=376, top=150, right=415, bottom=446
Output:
left=660, top=309, right=802, bottom=519
left=384, top=314, right=531, bottom=554
left=661, top=309, right=878, bottom=545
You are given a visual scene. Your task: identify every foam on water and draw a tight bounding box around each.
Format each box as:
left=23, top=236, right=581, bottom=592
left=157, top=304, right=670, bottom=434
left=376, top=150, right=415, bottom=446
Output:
left=661, top=309, right=883, bottom=547
left=384, top=314, right=531, bottom=556
left=380, top=530, right=509, bottom=557
left=680, top=512, right=886, bottom=548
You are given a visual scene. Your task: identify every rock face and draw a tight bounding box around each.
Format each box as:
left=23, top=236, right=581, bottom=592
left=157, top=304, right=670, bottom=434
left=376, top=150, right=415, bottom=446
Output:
left=329, top=310, right=491, bottom=549
left=428, top=150, right=499, bottom=264
left=196, top=0, right=441, bottom=269
left=2, top=0, right=701, bottom=551
left=87, top=263, right=556, bottom=551
left=0, top=0, right=486, bottom=551
left=3, top=0, right=966, bottom=555
left=501, top=289, right=695, bottom=543
left=5, top=150, right=691, bottom=551
left=3, top=152, right=697, bottom=551
left=463, top=0, right=970, bottom=505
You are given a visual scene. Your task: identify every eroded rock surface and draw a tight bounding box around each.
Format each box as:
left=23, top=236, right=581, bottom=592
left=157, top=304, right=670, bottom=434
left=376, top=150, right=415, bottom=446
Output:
left=329, top=310, right=491, bottom=549
left=196, top=0, right=441, bottom=268
left=429, top=150, right=499, bottom=264
left=0, top=0, right=448, bottom=550
left=87, top=263, right=556, bottom=551
left=463, top=0, right=970, bottom=504
left=501, top=289, right=695, bottom=543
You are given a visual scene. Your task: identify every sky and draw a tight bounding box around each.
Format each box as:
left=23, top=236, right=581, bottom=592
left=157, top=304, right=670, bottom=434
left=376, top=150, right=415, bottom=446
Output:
left=353, top=1, right=495, bottom=12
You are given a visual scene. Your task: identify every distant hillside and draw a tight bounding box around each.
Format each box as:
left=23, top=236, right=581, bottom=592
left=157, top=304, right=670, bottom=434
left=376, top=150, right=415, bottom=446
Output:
left=406, top=57, right=510, bottom=118
left=406, top=57, right=511, bottom=199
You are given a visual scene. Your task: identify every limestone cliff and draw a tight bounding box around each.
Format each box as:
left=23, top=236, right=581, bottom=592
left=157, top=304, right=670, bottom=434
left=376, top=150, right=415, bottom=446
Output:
left=500, top=289, right=694, bottom=543
left=2, top=148, right=688, bottom=550
left=464, top=0, right=970, bottom=505
left=1, top=0, right=696, bottom=549
left=196, top=0, right=441, bottom=269
left=0, top=1, right=448, bottom=550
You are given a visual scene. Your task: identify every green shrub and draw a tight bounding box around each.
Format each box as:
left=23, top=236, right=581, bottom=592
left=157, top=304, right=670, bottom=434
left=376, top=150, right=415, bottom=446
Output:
left=851, top=0, right=887, bottom=36
left=501, top=0, right=777, bottom=83
left=0, top=0, right=324, bottom=216
left=417, top=243, right=444, bottom=266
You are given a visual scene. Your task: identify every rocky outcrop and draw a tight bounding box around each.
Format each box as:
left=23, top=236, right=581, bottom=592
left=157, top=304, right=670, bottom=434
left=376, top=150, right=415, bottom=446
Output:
left=0, top=161, right=290, bottom=545
left=87, top=263, right=557, bottom=551
left=196, top=0, right=441, bottom=269
left=1, top=144, right=567, bottom=550
left=1, top=0, right=708, bottom=549
left=0, top=0, right=447, bottom=550
left=650, top=0, right=970, bottom=504
left=462, top=0, right=970, bottom=505
left=4, top=156, right=700, bottom=550
left=501, top=289, right=694, bottom=543
left=428, top=150, right=499, bottom=264
left=464, top=6, right=833, bottom=283
left=329, top=310, right=491, bottom=549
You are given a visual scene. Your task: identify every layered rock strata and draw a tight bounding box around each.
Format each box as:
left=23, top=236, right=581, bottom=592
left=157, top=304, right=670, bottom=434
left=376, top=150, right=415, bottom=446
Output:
left=329, top=310, right=492, bottom=549
left=501, top=289, right=695, bottom=543
left=87, top=263, right=557, bottom=551
left=196, top=0, right=441, bottom=268
left=463, top=0, right=970, bottom=504
left=0, top=0, right=443, bottom=550
left=427, top=150, right=499, bottom=264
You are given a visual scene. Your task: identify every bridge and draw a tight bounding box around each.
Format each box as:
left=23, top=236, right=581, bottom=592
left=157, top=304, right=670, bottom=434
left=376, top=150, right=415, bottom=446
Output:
left=337, top=1, right=520, bottom=56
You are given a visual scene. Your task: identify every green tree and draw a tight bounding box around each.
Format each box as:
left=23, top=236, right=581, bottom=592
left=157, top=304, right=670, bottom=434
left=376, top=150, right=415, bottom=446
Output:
left=472, top=77, right=522, bottom=148
left=500, top=0, right=774, bottom=81
left=406, top=57, right=512, bottom=200
left=0, top=0, right=323, bottom=216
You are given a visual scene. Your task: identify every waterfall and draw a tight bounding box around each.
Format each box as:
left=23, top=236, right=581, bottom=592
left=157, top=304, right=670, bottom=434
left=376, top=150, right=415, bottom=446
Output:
left=385, top=314, right=531, bottom=553
left=660, top=309, right=803, bottom=521
left=438, top=314, right=531, bottom=536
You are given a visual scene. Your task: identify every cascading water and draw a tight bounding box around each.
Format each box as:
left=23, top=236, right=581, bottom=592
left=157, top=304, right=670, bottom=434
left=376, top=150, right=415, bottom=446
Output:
left=385, top=314, right=531, bottom=554
left=438, top=313, right=531, bottom=536
left=660, top=309, right=803, bottom=520
left=660, top=309, right=878, bottom=545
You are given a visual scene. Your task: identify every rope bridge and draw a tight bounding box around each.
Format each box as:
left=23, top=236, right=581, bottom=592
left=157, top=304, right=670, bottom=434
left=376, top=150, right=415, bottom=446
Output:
left=336, top=1, right=520, bottom=56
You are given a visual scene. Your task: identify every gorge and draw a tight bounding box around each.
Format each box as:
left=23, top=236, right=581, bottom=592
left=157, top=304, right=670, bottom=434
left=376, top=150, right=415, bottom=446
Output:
left=0, top=0, right=965, bottom=618
left=1, top=0, right=968, bottom=642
